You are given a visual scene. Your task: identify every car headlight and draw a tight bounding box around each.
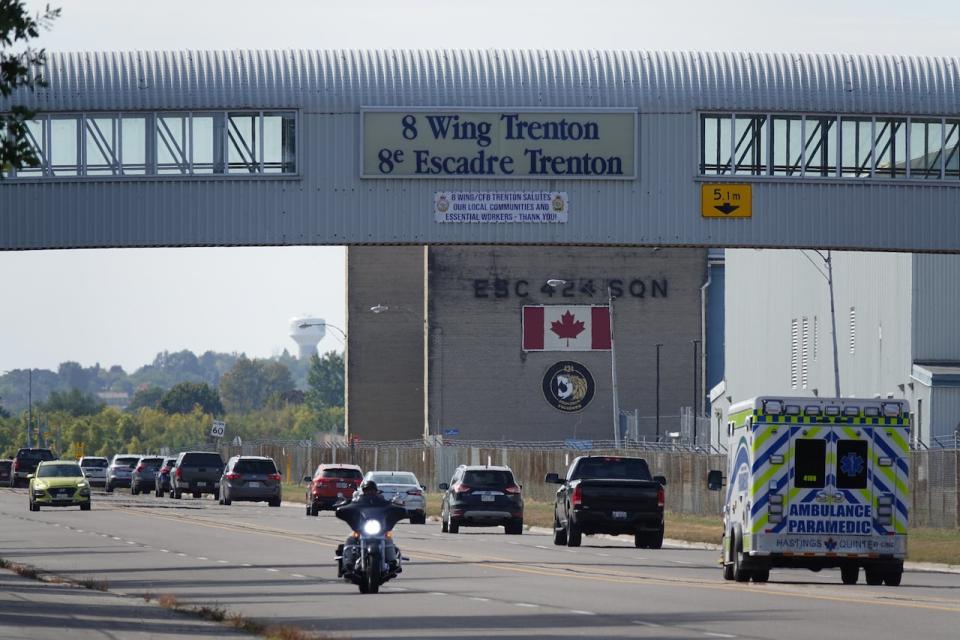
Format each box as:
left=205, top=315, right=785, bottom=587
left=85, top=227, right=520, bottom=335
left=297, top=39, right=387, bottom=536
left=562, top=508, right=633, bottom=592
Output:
left=33, top=482, right=48, bottom=492
left=362, top=520, right=383, bottom=536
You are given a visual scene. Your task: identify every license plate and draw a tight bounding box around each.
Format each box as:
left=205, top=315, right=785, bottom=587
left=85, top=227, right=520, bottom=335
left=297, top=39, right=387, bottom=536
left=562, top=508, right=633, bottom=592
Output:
left=248, top=481, right=261, bottom=488
left=612, top=511, right=628, bottom=519
left=337, top=482, right=349, bottom=488
left=481, top=494, right=495, bottom=502
left=197, top=482, right=207, bottom=487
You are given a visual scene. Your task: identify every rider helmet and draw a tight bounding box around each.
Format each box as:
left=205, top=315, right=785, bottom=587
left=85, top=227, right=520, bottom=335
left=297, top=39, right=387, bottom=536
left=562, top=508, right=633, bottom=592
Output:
left=360, top=479, right=378, bottom=495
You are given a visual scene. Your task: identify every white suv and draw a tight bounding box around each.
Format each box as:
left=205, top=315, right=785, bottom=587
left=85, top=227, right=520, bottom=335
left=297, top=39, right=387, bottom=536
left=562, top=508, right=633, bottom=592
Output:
left=78, top=456, right=109, bottom=487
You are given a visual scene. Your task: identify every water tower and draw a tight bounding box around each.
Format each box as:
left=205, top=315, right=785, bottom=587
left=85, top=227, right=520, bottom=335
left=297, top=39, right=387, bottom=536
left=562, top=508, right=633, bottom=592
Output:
left=289, top=317, right=326, bottom=359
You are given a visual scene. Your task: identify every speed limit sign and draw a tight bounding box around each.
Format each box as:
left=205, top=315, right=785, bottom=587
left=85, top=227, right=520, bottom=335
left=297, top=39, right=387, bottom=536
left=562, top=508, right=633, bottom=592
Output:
left=210, top=420, right=226, bottom=438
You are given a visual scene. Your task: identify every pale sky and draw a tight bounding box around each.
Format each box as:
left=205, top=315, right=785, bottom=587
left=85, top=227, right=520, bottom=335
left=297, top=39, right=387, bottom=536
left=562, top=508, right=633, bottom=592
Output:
left=2, top=0, right=957, bottom=373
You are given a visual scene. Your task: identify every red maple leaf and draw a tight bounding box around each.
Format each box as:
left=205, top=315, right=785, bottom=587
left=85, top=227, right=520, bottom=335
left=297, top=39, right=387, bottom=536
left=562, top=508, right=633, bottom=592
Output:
left=550, top=310, right=586, bottom=345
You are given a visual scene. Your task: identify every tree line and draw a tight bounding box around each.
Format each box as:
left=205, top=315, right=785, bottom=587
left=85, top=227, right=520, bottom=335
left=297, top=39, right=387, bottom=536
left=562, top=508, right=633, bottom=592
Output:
left=0, top=351, right=345, bottom=458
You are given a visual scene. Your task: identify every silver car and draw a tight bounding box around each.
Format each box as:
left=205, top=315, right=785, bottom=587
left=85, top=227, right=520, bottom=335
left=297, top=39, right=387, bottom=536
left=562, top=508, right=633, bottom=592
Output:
left=78, top=456, right=108, bottom=487
left=355, top=471, right=426, bottom=524
left=105, top=454, right=140, bottom=492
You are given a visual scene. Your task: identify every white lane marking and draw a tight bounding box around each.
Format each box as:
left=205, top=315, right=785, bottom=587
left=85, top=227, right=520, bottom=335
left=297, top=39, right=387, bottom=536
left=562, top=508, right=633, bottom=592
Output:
left=160, top=549, right=170, bottom=553
left=470, top=597, right=490, bottom=602
left=633, top=621, right=662, bottom=628
left=567, top=550, right=577, bottom=553
left=515, top=603, right=539, bottom=608
left=266, top=568, right=279, bottom=572
left=112, top=536, right=121, bottom=540
left=176, top=553, right=187, bottom=557
left=507, top=541, right=519, bottom=545
left=597, top=553, right=611, bottom=557
left=290, top=574, right=306, bottom=578
left=75, top=529, right=84, bottom=533
left=241, top=563, right=252, bottom=567
left=571, top=610, right=596, bottom=616
left=704, top=633, right=736, bottom=638
left=126, top=541, right=136, bottom=545
left=534, top=545, right=549, bottom=550
left=390, top=587, right=409, bottom=592
left=428, top=592, right=446, bottom=596
left=217, top=560, right=229, bottom=564
left=196, top=556, right=208, bottom=560
left=672, top=560, right=693, bottom=565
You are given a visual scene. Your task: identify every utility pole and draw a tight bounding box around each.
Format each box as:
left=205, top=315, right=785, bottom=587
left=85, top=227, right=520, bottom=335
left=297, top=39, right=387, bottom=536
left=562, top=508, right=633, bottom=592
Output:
left=825, top=251, right=842, bottom=398
left=692, top=339, right=701, bottom=445
left=655, top=343, right=663, bottom=441
left=27, top=369, right=32, bottom=448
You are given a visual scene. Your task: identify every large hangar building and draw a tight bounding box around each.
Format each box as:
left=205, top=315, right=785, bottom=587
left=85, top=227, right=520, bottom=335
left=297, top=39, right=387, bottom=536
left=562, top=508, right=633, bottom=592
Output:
left=347, top=246, right=724, bottom=443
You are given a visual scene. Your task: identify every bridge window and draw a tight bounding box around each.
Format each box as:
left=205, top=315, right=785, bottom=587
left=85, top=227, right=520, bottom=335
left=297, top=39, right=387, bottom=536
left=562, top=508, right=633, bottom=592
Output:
left=2, top=110, right=297, bottom=179
left=701, top=112, right=958, bottom=182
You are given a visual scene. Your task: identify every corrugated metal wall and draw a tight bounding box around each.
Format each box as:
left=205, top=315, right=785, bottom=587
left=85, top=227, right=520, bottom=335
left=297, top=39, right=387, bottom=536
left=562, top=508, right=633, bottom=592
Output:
left=2, top=50, right=960, bottom=251
left=913, top=254, right=960, bottom=361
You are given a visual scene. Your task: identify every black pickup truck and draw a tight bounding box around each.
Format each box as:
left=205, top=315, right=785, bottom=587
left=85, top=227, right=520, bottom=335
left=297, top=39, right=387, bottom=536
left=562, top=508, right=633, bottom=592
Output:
left=545, top=455, right=666, bottom=549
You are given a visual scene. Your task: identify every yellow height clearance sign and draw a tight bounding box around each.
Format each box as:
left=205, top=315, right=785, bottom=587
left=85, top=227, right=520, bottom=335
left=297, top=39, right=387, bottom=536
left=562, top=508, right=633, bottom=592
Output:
left=701, top=183, right=752, bottom=218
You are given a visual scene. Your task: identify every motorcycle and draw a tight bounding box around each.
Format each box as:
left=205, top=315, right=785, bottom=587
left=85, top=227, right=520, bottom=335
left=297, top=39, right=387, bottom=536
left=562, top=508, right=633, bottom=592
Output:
left=334, top=497, right=408, bottom=594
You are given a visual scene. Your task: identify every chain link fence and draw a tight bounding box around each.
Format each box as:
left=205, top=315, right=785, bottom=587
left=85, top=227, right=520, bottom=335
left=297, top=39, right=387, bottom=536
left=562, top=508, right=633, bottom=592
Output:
left=174, top=437, right=959, bottom=525
left=910, top=448, right=960, bottom=529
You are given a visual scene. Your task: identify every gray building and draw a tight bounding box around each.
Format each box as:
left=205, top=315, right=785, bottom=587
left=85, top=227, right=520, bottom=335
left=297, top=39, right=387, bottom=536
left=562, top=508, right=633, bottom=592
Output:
left=713, top=250, right=960, bottom=447
left=348, top=246, right=716, bottom=442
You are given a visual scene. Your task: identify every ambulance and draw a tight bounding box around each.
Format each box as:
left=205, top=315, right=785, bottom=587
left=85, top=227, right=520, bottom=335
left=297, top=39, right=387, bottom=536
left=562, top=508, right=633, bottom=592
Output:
left=707, top=396, right=909, bottom=586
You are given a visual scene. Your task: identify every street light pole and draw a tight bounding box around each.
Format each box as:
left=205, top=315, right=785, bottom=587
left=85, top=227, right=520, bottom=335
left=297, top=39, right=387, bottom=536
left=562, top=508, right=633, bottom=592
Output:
left=655, top=343, right=663, bottom=442
left=608, top=285, right=620, bottom=449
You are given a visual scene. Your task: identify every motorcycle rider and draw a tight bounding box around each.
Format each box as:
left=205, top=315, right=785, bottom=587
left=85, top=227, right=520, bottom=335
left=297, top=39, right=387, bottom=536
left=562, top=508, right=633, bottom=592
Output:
left=335, top=479, right=406, bottom=577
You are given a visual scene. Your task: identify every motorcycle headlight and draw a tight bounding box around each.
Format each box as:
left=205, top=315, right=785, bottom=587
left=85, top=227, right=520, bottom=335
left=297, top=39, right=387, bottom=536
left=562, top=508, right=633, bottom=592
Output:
left=362, top=520, right=382, bottom=536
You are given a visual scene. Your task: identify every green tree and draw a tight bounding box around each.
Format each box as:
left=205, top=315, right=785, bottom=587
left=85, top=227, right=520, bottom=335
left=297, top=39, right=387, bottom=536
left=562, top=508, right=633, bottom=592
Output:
left=40, top=389, right=104, bottom=417
left=1, top=1, right=60, bottom=175
left=159, top=382, right=223, bottom=416
left=126, top=385, right=165, bottom=412
left=219, top=357, right=294, bottom=414
left=306, top=351, right=344, bottom=410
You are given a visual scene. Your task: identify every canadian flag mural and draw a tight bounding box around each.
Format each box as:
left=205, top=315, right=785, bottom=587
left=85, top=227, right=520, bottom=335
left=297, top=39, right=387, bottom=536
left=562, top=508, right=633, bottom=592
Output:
left=522, top=305, right=612, bottom=351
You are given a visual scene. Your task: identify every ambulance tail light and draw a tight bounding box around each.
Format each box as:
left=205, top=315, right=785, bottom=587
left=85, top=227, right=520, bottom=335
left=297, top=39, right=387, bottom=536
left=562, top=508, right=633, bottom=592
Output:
left=768, top=494, right=784, bottom=523
left=877, top=494, right=894, bottom=526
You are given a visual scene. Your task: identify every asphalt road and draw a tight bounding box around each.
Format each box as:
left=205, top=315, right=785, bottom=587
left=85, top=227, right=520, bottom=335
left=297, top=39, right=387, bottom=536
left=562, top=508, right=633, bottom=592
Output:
left=1, top=487, right=958, bottom=639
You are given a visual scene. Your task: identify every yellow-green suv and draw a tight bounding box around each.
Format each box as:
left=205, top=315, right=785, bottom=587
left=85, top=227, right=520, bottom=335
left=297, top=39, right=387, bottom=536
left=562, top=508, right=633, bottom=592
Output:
left=28, top=460, right=92, bottom=511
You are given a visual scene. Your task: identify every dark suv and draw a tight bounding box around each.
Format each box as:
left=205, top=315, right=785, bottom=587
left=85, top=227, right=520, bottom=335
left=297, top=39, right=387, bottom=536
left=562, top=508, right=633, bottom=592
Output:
left=131, top=456, right=164, bottom=495
left=439, top=465, right=524, bottom=535
left=170, top=451, right=224, bottom=499
left=154, top=457, right=177, bottom=497
left=10, top=448, right=56, bottom=488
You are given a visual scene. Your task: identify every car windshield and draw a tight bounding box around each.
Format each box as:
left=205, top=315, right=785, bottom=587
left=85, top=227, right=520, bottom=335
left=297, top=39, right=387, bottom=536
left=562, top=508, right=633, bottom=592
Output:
left=371, top=473, right=418, bottom=486
left=181, top=453, right=224, bottom=467
left=234, top=459, right=277, bottom=474
left=573, top=457, right=652, bottom=481
left=462, top=470, right=515, bottom=488
left=114, top=456, right=140, bottom=467
left=37, top=464, right=83, bottom=478
left=81, top=459, right=108, bottom=468
left=321, top=468, right=362, bottom=479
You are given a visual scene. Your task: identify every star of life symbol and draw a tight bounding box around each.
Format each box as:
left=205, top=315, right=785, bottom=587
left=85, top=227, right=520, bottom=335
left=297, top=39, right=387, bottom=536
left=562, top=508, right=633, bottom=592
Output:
left=824, top=537, right=838, bottom=551
left=840, top=451, right=865, bottom=477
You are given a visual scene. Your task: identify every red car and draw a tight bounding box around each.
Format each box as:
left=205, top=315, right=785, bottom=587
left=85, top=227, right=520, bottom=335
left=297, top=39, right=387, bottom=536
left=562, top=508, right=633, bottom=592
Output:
left=304, top=464, right=363, bottom=516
